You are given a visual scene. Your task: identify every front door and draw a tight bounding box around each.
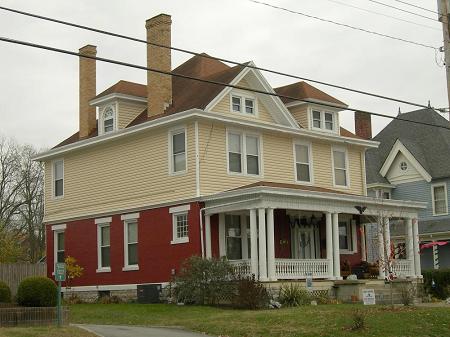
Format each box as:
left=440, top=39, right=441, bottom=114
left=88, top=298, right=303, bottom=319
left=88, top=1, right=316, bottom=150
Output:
left=292, top=225, right=317, bottom=259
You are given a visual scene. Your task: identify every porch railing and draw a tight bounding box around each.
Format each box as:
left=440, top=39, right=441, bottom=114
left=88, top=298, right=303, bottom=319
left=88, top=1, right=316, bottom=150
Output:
left=275, top=259, right=331, bottom=279
left=392, top=259, right=413, bottom=277
left=229, top=259, right=252, bottom=276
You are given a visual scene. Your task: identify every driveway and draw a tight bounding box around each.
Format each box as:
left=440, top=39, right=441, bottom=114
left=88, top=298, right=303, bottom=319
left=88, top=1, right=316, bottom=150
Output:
left=75, top=324, right=213, bottom=337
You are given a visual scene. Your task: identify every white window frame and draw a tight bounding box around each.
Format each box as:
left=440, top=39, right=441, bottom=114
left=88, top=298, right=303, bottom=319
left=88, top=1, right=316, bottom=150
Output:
left=52, top=224, right=66, bottom=275
left=331, top=146, right=350, bottom=188
left=309, top=108, right=338, bottom=133
left=168, top=126, right=187, bottom=175
left=293, top=140, right=314, bottom=184
left=122, top=215, right=139, bottom=271
left=99, top=104, right=117, bottom=135
left=229, top=91, right=258, bottom=116
left=52, top=159, right=64, bottom=199
left=96, top=217, right=112, bottom=273
left=171, top=212, right=190, bottom=244
left=338, top=216, right=357, bottom=254
left=226, top=129, right=262, bottom=177
left=431, top=182, right=448, bottom=216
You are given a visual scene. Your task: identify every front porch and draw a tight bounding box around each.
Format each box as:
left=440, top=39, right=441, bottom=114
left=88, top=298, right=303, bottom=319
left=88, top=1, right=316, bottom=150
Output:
left=203, top=183, right=426, bottom=281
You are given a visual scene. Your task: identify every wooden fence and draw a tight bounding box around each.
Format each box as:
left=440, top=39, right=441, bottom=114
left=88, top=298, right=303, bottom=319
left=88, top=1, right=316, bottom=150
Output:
left=0, top=263, right=47, bottom=296
left=0, top=306, right=69, bottom=327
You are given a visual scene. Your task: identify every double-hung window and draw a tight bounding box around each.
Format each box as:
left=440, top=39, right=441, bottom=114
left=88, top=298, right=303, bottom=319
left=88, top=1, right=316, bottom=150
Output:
left=294, top=142, right=312, bottom=183
left=124, top=220, right=138, bottom=270
left=232, top=96, right=241, bottom=112
left=312, top=111, right=321, bottom=128
left=332, top=148, right=348, bottom=187
left=55, top=231, right=65, bottom=263
left=227, top=131, right=261, bottom=176
left=230, top=94, right=256, bottom=115
left=96, top=219, right=111, bottom=272
left=311, top=110, right=336, bottom=132
left=432, top=183, right=448, bottom=216
left=172, top=212, right=189, bottom=244
left=170, top=128, right=186, bottom=174
left=103, top=107, right=115, bottom=133
left=53, top=160, right=64, bottom=198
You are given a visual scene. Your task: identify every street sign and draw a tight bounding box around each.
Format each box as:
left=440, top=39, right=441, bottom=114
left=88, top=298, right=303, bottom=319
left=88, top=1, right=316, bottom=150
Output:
left=362, top=289, right=376, bottom=305
left=55, top=263, right=66, bottom=282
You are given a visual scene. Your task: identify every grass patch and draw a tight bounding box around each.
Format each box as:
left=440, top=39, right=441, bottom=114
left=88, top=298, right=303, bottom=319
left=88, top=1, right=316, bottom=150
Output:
left=70, top=303, right=450, bottom=337
left=0, top=326, right=96, bottom=337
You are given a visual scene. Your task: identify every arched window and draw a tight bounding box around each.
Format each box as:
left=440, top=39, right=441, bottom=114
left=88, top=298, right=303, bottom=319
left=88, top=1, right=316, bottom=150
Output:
left=102, top=106, right=115, bottom=133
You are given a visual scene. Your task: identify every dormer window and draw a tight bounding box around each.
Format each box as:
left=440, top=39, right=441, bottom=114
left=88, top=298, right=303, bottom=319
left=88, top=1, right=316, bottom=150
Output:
left=311, top=109, right=336, bottom=132
left=100, top=105, right=116, bottom=134
left=230, top=94, right=257, bottom=115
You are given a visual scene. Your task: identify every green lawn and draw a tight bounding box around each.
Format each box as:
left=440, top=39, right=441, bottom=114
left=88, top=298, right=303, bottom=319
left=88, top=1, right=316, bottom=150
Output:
left=0, top=326, right=95, bottom=337
left=69, top=303, right=450, bottom=337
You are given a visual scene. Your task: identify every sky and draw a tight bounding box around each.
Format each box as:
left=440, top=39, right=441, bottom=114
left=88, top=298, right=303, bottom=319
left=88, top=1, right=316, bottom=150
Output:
left=0, top=0, right=447, bottom=149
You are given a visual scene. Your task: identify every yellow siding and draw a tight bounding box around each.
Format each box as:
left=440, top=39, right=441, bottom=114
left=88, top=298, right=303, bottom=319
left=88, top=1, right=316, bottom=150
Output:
left=44, top=123, right=196, bottom=223
left=288, top=105, right=309, bottom=128
left=118, top=101, right=146, bottom=129
left=210, top=79, right=276, bottom=124
left=198, top=122, right=365, bottom=196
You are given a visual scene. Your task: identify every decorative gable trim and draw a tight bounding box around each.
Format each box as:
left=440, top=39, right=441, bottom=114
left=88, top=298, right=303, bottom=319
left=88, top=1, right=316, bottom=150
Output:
left=379, top=139, right=432, bottom=182
left=204, top=62, right=300, bottom=129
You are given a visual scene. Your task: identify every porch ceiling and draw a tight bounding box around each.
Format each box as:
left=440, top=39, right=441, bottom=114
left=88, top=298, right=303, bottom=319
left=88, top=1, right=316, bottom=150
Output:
left=202, top=182, right=426, bottom=218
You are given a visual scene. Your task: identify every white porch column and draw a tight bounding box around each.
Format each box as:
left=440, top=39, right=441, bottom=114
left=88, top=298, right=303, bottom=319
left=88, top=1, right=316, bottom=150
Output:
left=205, top=214, right=212, bottom=258
left=266, top=208, right=276, bottom=281
left=218, top=213, right=226, bottom=257
left=332, top=213, right=341, bottom=279
left=383, top=217, right=392, bottom=275
left=258, top=208, right=268, bottom=281
left=378, top=218, right=385, bottom=279
left=360, top=224, right=367, bottom=262
left=249, top=209, right=258, bottom=277
left=325, top=212, right=333, bottom=279
left=241, top=214, right=248, bottom=260
left=412, top=218, right=422, bottom=277
left=405, top=218, right=415, bottom=277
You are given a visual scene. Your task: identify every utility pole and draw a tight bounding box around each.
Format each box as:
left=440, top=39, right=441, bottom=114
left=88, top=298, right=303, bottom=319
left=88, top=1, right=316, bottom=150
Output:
left=438, top=0, right=450, bottom=111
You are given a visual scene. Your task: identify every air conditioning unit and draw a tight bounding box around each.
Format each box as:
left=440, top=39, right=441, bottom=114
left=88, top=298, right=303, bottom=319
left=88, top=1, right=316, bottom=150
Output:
left=137, top=284, right=162, bottom=304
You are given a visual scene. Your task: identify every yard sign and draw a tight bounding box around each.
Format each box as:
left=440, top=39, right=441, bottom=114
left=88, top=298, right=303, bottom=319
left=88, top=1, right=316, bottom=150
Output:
left=362, top=289, right=376, bottom=305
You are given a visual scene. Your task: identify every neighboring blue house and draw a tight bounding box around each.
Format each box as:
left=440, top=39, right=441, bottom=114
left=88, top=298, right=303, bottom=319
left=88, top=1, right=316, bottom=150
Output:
left=362, top=108, right=450, bottom=270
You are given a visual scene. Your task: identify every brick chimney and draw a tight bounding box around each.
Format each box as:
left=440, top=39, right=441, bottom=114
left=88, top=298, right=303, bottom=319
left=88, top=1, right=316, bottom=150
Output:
left=79, top=45, right=97, bottom=138
left=146, top=14, right=172, bottom=117
left=354, top=111, right=372, bottom=139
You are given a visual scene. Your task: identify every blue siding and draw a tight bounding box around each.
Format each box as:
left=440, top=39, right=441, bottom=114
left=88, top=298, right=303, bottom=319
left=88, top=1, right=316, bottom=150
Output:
left=391, top=178, right=450, bottom=221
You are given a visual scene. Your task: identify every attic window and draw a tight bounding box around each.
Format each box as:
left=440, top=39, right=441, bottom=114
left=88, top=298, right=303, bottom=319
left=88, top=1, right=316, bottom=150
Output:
left=230, top=94, right=256, bottom=115
left=400, top=162, right=408, bottom=171
left=311, top=110, right=336, bottom=132
left=102, top=106, right=115, bottom=134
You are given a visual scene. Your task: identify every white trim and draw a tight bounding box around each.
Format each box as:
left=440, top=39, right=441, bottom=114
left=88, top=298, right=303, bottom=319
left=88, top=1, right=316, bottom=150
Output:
left=123, top=219, right=139, bottom=269
left=285, top=99, right=348, bottom=110
left=53, top=229, right=65, bottom=274
left=367, top=183, right=396, bottom=189
left=171, top=211, right=190, bottom=244
left=310, top=108, right=339, bottom=134
left=90, top=93, right=147, bottom=106
left=95, top=216, right=112, bottom=224
left=331, top=146, right=350, bottom=188
left=379, top=139, right=432, bottom=182
left=361, top=150, right=368, bottom=196
left=120, top=212, right=140, bottom=221
left=194, top=121, right=200, bottom=197
left=51, top=159, right=64, bottom=199
left=169, top=204, right=191, bottom=213
left=168, top=125, right=188, bottom=176
left=229, top=90, right=259, bottom=117
left=51, top=224, right=66, bottom=231
left=33, top=109, right=378, bottom=162
left=431, top=182, right=448, bottom=216
left=226, top=128, right=263, bottom=177
left=97, top=222, right=111, bottom=273
left=293, top=140, right=314, bottom=185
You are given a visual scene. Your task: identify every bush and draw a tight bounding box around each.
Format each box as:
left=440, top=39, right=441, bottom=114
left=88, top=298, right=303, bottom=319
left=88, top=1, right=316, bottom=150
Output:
left=17, top=277, right=57, bottom=307
left=0, top=281, right=11, bottom=303
left=279, top=283, right=311, bottom=307
left=232, top=276, right=270, bottom=310
left=423, top=269, right=450, bottom=299
left=349, top=310, right=366, bottom=331
left=399, top=283, right=416, bottom=306
left=174, top=256, right=236, bottom=305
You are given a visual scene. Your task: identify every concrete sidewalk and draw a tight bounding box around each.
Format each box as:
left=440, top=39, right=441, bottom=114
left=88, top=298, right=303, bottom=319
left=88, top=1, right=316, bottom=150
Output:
left=75, top=324, right=212, bottom=337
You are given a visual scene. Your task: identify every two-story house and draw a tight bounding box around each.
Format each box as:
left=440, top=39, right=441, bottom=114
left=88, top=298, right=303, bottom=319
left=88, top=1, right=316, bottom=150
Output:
left=35, top=14, right=425, bottom=298
left=364, top=108, right=450, bottom=270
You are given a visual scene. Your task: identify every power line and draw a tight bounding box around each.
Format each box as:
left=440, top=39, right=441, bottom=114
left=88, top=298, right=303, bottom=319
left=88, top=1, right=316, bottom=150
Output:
left=366, top=0, right=439, bottom=22
left=0, top=36, right=449, bottom=132
left=248, top=0, right=438, bottom=49
left=0, top=5, right=438, bottom=112
left=323, top=0, right=440, bottom=31
left=391, top=0, right=439, bottom=15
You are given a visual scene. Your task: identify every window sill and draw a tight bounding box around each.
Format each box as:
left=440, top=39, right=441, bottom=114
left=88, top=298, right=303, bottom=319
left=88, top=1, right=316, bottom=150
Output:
left=171, top=237, right=189, bottom=245
left=432, top=213, right=448, bottom=217
left=227, top=171, right=262, bottom=178
left=96, top=267, right=111, bottom=273
left=52, top=196, right=64, bottom=201
left=169, top=170, right=187, bottom=177
left=122, top=265, right=139, bottom=272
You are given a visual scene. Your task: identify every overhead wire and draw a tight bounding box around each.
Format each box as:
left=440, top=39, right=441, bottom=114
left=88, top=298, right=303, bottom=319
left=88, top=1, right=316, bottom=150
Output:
left=0, top=4, right=439, bottom=112
left=391, top=0, right=440, bottom=15
left=365, top=0, right=439, bottom=22
left=1, top=36, right=449, bottom=132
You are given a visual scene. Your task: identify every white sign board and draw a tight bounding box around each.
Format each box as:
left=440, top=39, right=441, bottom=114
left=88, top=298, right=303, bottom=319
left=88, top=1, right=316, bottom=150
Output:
left=362, top=289, right=376, bottom=305
left=305, top=274, right=313, bottom=291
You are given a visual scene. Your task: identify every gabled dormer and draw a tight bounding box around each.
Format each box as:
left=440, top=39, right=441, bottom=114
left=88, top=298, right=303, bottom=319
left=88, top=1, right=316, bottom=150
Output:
left=274, top=81, right=348, bottom=135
